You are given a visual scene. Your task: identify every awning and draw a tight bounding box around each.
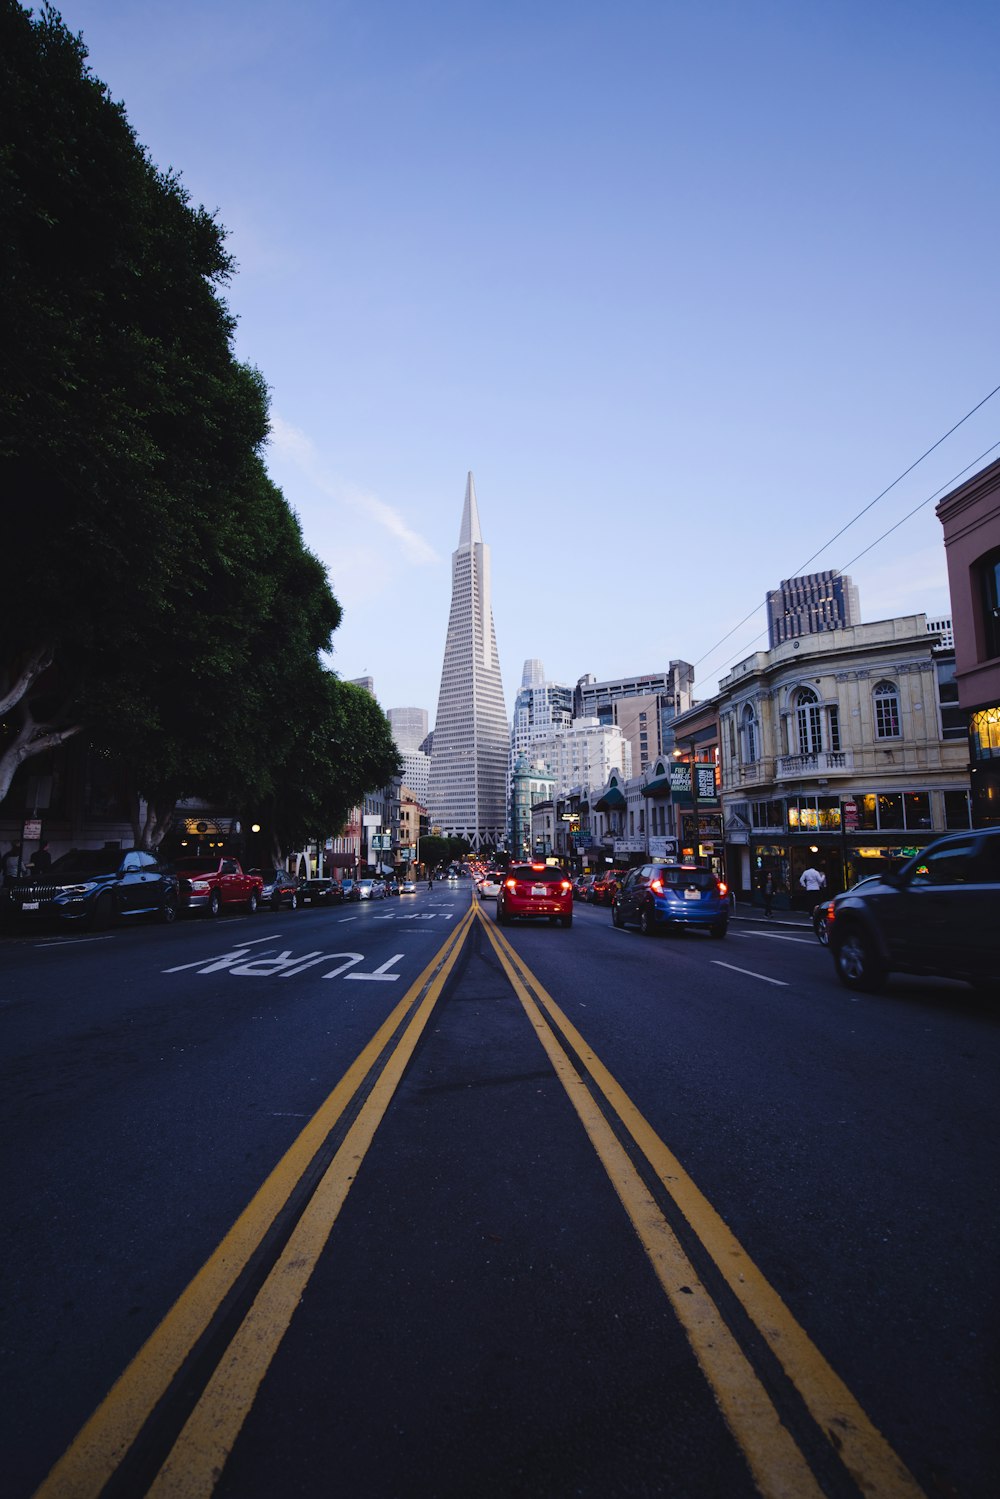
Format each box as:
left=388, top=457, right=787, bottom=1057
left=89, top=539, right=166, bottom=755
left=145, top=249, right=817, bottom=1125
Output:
left=594, top=786, right=626, bottom=811
left=642, top=775, right=672, bottom=799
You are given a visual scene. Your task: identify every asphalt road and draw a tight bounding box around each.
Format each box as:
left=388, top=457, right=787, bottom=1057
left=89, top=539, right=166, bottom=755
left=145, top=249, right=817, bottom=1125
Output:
left=1, top=883, right=997, bottom=1498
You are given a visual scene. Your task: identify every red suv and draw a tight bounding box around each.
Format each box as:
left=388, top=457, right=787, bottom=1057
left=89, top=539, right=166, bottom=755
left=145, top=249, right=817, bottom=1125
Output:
left=496, top=863, right=574, bottom=928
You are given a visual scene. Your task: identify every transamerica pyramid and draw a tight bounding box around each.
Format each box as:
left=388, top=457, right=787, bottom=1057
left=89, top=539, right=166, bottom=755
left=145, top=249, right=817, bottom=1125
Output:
left=427, top=473, right=509, bottom=851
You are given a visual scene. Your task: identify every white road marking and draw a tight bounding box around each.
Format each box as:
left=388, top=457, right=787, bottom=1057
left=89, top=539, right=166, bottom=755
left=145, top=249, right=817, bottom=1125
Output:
left=734, top=931, right=816, bottom=945
left=712, top=961, right=788, bottom=986
left=33, top=935, right=115, bottom=948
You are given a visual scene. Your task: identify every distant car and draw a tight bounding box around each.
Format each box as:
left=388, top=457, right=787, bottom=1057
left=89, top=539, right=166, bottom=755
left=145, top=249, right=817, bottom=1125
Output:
left=496, top=863, right=574, bottom=928
left=384, top=878, right=400, bottom=896
left=612, top=863, right=730, bottom=938
left=300, top=875, right=344, bottom=906
left=354, top=879, right=385, bottom=901
left=252, top=868, right=302, bottom=911
left=2, top=848, right=177, bottom=928
left=589, top=869, right=626, bottom=906
left=572, top=874, right=595, bottom=901
left=400, top=880, right=417, bottom=894
left=340, top=878, right=357, bottom=900
left=479, top=871, right=503, bottom=900
left=828, top=828, right=1000, bottom=992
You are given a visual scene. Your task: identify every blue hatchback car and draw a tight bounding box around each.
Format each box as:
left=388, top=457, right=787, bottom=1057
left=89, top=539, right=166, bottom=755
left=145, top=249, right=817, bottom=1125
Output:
left=611, top=862, right=729, bottom=938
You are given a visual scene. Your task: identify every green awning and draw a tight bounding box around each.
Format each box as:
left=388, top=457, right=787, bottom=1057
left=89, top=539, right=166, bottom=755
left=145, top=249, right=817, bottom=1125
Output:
left=594, top=786, right=626, bottom=811
left=643, top=775, right=672, bottom=799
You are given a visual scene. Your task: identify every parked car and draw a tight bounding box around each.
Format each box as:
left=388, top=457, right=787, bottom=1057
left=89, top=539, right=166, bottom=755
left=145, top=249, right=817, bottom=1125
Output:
left=339, top=878, right=357, bottom=900
left=572, top=874, right=595, bottom=902
left=828, top=828, right=1000, bottom=992
left=589, top=869, right=626, bottom=906
left=496, top=863, right=574, bottom=927
left=384, top=878, right=400, bottom=896
left=812, top=875, right=881, bottom=945
left=479, top=871, right=503, bottom=900
left=1, top=848, right=178, bottom=928
left=612, top=863, right=730, bottom=938
left=252, top=868, right=302, bottom=911
left=174, top=856, right=263, bottom=916
left=300, top=875, right=344, bottom=906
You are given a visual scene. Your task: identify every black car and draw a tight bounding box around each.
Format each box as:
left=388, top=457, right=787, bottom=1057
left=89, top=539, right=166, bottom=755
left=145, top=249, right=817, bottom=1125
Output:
left=300, top=875, right=344, bottom=906
left=252, top=868, right=302, bottom=911
left=828, top=827, right=1000, bottom=992
left=2, top=848, right=177, bottom=928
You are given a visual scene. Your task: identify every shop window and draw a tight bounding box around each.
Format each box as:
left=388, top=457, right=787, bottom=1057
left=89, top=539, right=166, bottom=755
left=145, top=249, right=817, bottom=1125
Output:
left=903, top=792, right=931, bottom=829
left=970, top=706, right=1000, bottom=760
left=873, top=681, right=901, bottom=739
left=818, top=797, right=841, bottom=829
left=877, top=793, right=903, bottom=829
left=857, top=794, right=878, bottom=830
left=944, top=790, right=972, bottom=828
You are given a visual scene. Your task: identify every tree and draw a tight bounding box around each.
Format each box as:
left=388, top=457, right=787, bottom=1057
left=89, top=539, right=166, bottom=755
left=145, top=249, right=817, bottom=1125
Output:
left=0, top=2, right=271, bottom=803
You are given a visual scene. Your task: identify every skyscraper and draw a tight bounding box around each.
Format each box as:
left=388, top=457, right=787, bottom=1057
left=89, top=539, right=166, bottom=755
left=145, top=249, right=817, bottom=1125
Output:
left=766, top=570, right=860, bottom=647
left=427, top=473, right=509, bottom=850
left=387, top=706, right=429, bottom=752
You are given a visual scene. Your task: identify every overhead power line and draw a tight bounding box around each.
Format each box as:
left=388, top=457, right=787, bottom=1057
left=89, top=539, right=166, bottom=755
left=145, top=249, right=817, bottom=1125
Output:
left=692, top=380, right=1000, bottom=673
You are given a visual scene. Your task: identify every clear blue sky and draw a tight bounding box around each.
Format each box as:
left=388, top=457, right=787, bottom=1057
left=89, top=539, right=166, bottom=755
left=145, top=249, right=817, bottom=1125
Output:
left=59, top=0, right=1000, bottom=720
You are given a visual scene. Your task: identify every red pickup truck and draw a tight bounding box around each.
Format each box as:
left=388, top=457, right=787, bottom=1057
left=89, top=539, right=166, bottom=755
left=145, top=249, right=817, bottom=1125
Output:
left=174, top=856, right=264, bottom=917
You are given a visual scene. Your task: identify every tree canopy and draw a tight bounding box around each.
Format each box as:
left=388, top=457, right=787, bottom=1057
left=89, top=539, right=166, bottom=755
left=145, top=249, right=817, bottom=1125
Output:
left=0, top=1, right=397, bottom=846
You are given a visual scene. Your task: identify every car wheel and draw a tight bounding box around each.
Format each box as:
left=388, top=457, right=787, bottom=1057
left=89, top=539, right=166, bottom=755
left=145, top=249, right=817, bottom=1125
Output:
left=813, top=908, right=830, bottom=946
left=289, top=892, right=298, bottom=911
left=833, top=926, right=886, bottom=992
left=159, top=896, right=178, bottom=924
left=246, top=891, right=259, bottom=914
left=207, top=889, right=222, bottom=917
left=611, top=901, right=624, bottom=928
left=709, top=921, right=727, bottom=939
left=90, top=891, right=115, bottom=930
left=639, top=905, right=655, bottom=937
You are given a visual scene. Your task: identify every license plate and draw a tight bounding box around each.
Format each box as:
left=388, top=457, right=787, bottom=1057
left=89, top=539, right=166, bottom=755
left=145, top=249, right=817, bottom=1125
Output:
left=683, top=889, right=700, bottom=900
left=22, top=901, right=40, bottom=911
left=532, top=884, right=546, bottom=896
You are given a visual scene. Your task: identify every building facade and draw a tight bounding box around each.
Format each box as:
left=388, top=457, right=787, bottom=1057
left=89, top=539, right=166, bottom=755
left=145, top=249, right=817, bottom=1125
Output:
left=427, top=473, right=509, bottom=851
left=936, top=456, right=1000, bottom=826
left=527, top=717, right=632, bottom=800
left=508, top=659, right=573, bottom=784
left=715, top=615, right=970, bottom=907
left=510, top=754, right=556, bottom=861
left=388, top=707, right=429, bottom=753
left=573, top=662, right=694, bottom=774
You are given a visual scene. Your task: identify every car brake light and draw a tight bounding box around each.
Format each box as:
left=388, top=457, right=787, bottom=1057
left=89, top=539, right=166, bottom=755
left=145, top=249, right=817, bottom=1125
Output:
left=560, top=881, right=572, bottom=893
left=650, top=879, right=664, bottom=894
left=505, top=878, right=516, bottom=891
left=530, top=862, right=546, bottom=871
left=717, top=881, right=728, bottom=897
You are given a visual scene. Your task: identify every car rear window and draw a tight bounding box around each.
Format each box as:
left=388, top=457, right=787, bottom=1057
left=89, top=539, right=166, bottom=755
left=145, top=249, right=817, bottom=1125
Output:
left=508, top=866, right=569, bottom=884
left=655, top=866, right=717, bottom=890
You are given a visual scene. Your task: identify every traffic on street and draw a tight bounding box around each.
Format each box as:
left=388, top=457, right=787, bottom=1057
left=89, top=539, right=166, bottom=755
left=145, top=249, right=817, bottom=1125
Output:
left=3, top=878, right=997, bottom=1498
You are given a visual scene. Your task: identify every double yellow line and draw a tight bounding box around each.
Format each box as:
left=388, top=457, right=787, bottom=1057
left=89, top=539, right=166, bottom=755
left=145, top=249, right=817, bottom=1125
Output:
left=38, top=901, right=924, bottom=1499
left=481, top=908, right=925, bottom=1499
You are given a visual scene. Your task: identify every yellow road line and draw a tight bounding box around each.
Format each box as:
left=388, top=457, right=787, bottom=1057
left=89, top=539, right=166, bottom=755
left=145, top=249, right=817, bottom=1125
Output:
left=479, top=911, right=824, bottom=1499
left=481, top=908, right=926, bottom=1499
left=35, top=908, right=474, bottom=1499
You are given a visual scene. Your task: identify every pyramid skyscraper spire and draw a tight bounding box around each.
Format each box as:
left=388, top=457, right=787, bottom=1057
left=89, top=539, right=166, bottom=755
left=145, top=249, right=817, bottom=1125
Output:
left=427, top=473, right=509, bottom=850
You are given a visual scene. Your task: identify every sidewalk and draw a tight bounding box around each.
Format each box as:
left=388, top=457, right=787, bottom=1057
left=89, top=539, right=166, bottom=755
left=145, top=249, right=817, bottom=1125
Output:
left=731, top=900, right=814, bottom=929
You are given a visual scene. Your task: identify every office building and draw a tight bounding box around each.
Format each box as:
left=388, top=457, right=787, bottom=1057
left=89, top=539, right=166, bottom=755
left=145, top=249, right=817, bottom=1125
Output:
left=427, top=473, right=509, bottom=850
left=766, top=570, right=860, bottom=648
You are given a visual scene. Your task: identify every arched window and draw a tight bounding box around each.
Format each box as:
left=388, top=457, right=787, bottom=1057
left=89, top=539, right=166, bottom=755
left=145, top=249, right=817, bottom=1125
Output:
left=741, top=703, right=759, bottom=764
left=795, top=687, right=822, bottom=755
left=873, top=680, right=901, bottom=739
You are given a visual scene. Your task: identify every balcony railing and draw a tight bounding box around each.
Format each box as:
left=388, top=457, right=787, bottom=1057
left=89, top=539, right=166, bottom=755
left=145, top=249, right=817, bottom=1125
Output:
left=777, top=751, right=851, bottom=778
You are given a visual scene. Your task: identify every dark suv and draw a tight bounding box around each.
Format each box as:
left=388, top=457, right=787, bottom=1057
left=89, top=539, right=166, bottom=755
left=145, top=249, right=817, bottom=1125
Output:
left=2, top=848, right=177, bottom=928
left=828, top=827, right=1000, bottom=992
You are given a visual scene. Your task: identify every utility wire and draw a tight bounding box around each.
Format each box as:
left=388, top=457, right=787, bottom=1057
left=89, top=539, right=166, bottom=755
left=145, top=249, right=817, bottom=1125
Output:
left=698, top=436, right=1000, bottom=685
left=692, top=381, right=1000, bottom=671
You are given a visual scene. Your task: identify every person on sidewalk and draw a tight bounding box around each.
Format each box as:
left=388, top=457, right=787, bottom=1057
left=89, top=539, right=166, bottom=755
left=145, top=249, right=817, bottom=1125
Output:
left=763, top=871, right=775, bottom=917
left=799, top=864, right=826, bottom=912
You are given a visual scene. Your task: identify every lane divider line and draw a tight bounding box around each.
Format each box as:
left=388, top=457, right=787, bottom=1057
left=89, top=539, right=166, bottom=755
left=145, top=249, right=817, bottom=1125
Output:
left=34, top=907, right=475, bottom=1499
left=480, top=907, right=926, bottom=1499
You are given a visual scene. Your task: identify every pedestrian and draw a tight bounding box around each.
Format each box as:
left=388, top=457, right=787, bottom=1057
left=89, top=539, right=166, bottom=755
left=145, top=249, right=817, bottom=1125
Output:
left=763, top=871, right=775, bottom=918
left=799, top=864, right=826, bottom=910
left=29, top=841, right=51, bottom=876
left=3, top=843, right=23, bottom=883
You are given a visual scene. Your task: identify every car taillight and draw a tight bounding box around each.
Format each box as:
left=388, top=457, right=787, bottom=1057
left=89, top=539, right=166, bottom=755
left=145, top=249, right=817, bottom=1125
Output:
left=650, top=879, right=664, bottom=894
left=717, top=880, right=728, bottom=898
left=825, top=903, right=835, bottom=925
left=505, top=879, right=516, bottom=891
left=560, top=881, right=572, bottom=893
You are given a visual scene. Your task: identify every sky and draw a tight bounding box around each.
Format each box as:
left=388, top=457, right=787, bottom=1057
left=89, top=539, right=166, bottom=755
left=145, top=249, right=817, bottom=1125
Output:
left=56, top=0, right=1000, bottom=721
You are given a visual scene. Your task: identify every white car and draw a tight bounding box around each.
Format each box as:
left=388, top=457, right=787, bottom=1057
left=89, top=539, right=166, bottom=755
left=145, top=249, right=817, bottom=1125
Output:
left=479, top=872, right=503, bottom=900
left=400, top=880, right=417, bottom=894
